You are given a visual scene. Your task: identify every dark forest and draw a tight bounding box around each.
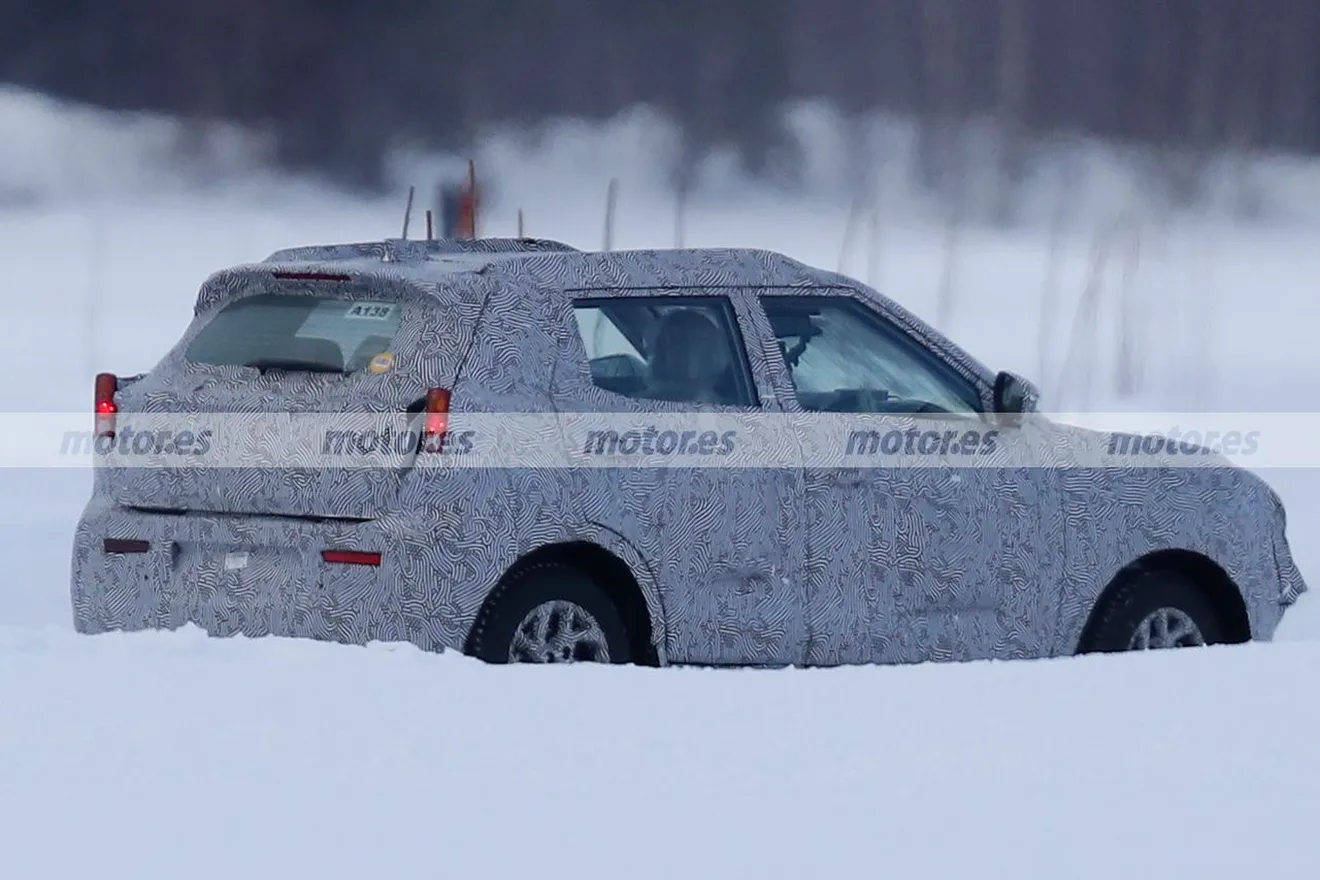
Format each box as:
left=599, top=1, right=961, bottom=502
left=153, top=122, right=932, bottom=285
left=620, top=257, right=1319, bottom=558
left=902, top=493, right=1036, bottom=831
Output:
left=2, top=0, right=1316, bottom=189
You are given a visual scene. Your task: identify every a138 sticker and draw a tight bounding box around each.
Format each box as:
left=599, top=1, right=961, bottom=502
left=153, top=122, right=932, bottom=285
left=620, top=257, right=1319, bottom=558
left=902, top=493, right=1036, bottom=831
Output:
left=345, top=302, right=396, bottom=320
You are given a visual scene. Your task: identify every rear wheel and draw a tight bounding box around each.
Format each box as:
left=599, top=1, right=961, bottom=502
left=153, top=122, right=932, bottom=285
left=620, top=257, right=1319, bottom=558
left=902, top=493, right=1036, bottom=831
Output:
left=467, top=563, right=633, bottom=664
left=1078, top=568, right=1224, bottom=654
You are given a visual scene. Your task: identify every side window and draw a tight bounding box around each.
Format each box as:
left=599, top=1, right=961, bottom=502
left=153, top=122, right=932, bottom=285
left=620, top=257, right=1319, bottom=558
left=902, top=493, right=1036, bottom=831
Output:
left=760, top=295, right=982, bottom=414
left=570, top=296, right=759, bottom=407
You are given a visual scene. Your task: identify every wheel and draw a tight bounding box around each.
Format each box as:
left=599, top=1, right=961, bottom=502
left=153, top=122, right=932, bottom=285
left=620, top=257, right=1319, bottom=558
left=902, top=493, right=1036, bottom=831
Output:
left=467, top=562, right=633, bottom=664
left=1078, top=568, right=1224, bottom=654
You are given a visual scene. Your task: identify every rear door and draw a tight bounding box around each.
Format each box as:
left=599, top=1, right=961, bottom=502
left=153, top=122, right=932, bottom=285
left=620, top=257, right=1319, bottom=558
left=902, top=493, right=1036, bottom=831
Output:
left=551, top=288, right=809, bottom=666
left=102, top=268, right=488, bottom=520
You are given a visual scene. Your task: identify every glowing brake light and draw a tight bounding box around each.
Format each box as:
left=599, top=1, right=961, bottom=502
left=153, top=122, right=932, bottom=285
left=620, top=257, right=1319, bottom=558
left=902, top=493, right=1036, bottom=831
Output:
left=94, top=372, right=118, bottom=439
left=421, top=387, right=450, bottom=453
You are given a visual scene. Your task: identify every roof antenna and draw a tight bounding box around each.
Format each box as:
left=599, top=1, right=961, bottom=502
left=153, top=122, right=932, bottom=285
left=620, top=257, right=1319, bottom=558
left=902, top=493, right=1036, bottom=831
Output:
left=425, top=209, right=434, bottom=241
left=400, top=185, right=416, bottom=240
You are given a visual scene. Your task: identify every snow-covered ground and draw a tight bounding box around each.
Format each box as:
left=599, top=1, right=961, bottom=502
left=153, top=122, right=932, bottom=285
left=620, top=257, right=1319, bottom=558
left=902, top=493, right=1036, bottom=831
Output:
left=2, top=624, right=1318, bottom=879
left=2, top=88, right=1320, bottom=877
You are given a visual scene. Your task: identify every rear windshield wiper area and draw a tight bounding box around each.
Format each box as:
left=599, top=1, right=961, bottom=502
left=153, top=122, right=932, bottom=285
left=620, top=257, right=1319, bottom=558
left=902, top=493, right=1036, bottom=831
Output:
left=244, top=357, right=344, bottom=375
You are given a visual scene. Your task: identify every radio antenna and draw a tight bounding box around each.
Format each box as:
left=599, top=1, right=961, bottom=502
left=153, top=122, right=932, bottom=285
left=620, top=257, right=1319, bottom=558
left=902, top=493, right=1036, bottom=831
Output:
left=400, top=185, right=416, bottom=240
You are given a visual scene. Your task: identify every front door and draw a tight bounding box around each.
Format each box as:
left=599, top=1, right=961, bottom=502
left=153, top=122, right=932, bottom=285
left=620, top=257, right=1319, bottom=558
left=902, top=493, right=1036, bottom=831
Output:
left=758, top=290, right=1049, bottom=665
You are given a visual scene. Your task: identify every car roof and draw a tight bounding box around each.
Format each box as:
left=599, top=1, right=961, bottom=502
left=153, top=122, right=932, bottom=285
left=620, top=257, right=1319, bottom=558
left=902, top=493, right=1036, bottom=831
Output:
left=260, top=238, right=860, bottom=290
left=198, top=237, right=995, bottom=386
left=204, top=240, right=857, bottom=309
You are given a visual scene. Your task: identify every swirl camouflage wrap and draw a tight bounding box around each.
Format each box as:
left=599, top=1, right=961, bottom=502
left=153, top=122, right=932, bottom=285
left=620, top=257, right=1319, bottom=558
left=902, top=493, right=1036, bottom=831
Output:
left=70, top=237, right=1307, bottom=666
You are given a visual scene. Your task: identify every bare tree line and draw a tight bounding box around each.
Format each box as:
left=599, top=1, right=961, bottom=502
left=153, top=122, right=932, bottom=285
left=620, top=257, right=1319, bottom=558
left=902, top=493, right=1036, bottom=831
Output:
left=3, top=0, right=1319, bottom=190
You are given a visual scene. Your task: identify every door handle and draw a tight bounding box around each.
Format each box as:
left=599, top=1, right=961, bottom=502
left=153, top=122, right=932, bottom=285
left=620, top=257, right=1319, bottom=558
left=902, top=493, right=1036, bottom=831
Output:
left=716, top=564, right=776, bottom=593
left=823, top=475, right=868, bottom=490
left=732, top=568, right=773, bottom=594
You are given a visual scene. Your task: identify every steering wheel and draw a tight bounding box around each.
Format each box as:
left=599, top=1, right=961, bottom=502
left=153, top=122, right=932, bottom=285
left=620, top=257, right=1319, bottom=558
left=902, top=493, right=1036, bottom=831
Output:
left=813, top=388, right=871, bottom=412
left=816, top=389, right=950, bottom=414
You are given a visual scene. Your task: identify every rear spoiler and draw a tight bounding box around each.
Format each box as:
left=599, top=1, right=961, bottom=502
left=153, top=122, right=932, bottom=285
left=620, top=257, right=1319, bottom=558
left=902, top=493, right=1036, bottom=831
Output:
left=193, top=262, right=494, bottom=316
left=262, top=238, right=579, bottom=264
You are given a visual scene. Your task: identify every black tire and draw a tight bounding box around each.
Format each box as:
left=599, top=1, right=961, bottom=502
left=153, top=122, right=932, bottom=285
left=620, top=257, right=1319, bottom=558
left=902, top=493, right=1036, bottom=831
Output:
left=1078, top=568, right=1224, bottom=654
left=466, top=562, right=633, bottom=665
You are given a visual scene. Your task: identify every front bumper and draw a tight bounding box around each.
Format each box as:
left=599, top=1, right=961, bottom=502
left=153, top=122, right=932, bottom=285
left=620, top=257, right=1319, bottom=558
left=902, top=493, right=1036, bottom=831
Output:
left=1273, top=528, right=1308, bottom=609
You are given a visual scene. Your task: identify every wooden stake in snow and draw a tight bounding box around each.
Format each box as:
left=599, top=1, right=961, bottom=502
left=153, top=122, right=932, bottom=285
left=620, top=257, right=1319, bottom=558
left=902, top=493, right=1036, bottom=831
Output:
left=837, top=194, right=866, bottom=273
left=1055, top=222, right=1117, bottom=409
left=934, top=211, right=960, bottom=329
left=674, top=182, right=687, bottom=248
left=1113, top=213, right=1143, bottom=397
left=466, top=159, right=478, bottom=238
left=400, top=185, right=416, bottom=240
left=603, top=178, right=618, bottom=251
left=866, top=176, right=882, bottom=288
left=1038, top=185, right=1068, bottom=384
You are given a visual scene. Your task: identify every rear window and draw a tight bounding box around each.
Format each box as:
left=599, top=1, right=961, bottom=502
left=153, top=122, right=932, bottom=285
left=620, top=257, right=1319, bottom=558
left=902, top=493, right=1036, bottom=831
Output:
left=186, top=294, right=402, bottom=372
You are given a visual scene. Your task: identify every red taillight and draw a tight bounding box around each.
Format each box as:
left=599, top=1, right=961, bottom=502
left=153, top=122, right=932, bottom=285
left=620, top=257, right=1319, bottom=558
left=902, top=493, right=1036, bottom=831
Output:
left=272, top=271, right=350, bottom=282
left=94, top=372, right=118, bottom=438
left=421, top=387, right=451, bottom=453
left=322, top=549, right=381, bottom=566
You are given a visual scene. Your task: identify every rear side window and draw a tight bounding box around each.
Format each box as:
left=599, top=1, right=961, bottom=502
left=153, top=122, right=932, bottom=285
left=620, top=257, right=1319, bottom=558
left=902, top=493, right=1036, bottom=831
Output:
left=570, top=296, right=759, bottom=407
left=186, top=294, right=402, bottom=372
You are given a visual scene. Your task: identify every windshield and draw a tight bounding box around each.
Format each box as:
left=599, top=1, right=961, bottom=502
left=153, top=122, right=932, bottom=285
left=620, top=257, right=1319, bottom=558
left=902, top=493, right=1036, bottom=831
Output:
left=186, top=294, right=402, bottom=373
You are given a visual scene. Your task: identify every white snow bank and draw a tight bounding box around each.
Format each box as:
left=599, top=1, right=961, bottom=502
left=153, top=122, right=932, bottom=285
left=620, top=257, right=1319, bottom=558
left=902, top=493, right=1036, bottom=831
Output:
left=12, top=83, right=1320, bottom=227
left=0, top=626, right=1315, bottom=879
left=0, top=87, right=274, bottom=205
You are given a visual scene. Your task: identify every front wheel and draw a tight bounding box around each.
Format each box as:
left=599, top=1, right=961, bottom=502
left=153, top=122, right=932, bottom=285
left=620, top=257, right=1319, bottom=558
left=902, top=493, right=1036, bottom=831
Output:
left=467, top=563, right=633, bottom=664
left=1078, top=569, right=1224, bottom=654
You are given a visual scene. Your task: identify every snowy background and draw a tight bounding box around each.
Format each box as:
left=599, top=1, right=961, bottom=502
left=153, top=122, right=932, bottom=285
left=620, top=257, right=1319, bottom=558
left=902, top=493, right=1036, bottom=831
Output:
left=1, top=88, right=1319, bottom=877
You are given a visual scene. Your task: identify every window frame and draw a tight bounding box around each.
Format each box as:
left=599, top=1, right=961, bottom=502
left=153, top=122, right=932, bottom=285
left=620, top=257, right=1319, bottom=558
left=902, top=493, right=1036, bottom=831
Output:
left=759, top=292, right=985, bottom=414
left=569, top=294, right=762, bottom=408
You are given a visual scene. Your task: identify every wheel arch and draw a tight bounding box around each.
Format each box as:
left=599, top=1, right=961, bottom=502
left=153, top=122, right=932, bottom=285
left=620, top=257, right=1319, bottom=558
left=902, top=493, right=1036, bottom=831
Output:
left=1075, top=548, right=1251, bottom=653
left=463, top=532, right=666, bottom=666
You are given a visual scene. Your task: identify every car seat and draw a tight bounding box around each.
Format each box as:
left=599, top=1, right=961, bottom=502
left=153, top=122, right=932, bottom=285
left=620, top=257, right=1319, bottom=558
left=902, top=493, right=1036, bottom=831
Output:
left=284, top=337, right=345, bottom=371
left=644, top=309, right=733, bottom=404
left=348, top=334, right=393, bottom=370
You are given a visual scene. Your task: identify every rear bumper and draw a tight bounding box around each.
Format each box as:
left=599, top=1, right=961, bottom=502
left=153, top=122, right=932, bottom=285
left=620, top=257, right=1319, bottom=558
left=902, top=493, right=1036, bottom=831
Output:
left=70, top=497, right=476, bottom=652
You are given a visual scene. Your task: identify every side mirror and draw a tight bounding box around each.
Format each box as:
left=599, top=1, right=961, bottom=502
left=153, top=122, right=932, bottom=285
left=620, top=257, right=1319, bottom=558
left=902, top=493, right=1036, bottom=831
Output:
left=992, top=370, right=1039, bottom=414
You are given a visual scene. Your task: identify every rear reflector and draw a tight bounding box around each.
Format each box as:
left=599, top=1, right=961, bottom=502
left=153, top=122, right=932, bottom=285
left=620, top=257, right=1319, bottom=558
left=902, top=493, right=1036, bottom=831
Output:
left=94, top=372, right=118, bottom=438
left=104, top=538, right=149, bottom=554
left=322, top=549, right=381, bottom=566
left=272, top=271, right=350, bottom=282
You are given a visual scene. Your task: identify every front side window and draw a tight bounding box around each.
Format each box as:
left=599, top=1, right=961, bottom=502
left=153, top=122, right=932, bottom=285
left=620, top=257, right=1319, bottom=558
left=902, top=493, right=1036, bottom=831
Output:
left=571, top=297, right=758, bottom=407
left=761, top=295, right=981, bottom=413
left=187, top=294, right=402, bottom=373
